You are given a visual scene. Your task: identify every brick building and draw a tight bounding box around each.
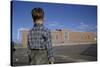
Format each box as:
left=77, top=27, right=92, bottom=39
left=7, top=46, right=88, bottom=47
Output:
left=51, top=29, right=96, bottom=45
left=19, top=28, right=96, bottom=48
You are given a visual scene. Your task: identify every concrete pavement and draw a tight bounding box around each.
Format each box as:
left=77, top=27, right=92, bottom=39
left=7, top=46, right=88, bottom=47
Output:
left=12, top=44, right=97, bottom=66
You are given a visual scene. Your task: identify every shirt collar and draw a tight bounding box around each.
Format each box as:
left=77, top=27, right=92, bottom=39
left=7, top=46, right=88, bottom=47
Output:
left=34, top=23, right=44, bottom=29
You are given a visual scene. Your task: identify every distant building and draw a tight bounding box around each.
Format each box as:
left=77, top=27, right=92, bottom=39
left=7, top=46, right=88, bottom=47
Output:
left=18, top=28, right=29, bottom=48
left=51, top=29, right=68, bottom=44
left=51, top=29, right=96, bottom=46
left=19, top=28, right=97, bottom=48
left=68, top=31, right=96, bottom=43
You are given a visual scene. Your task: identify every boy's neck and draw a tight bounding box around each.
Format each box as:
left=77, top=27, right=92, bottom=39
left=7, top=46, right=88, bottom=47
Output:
left=34, top=19, right=44, bottom=27
left=35, top=20, right=43, bottom=24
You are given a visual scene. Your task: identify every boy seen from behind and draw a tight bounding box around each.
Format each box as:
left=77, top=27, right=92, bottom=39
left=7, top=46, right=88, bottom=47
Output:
left=27, top=7, right=54, bottom=65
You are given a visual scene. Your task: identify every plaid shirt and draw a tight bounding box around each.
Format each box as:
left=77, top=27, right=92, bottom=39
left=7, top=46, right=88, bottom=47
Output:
left=27, top=23, right=54, bottom=60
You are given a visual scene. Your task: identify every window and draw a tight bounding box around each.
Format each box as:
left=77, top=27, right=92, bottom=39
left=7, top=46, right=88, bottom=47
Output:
left=65, top=32, right=67, bottom=38
left=56, top=35, right=58, bottom=39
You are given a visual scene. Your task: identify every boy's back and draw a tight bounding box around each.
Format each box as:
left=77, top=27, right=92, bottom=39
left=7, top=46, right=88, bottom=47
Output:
left=28, top=23, right=52, bottom=50
left=27, top=7, right=54, bottom=65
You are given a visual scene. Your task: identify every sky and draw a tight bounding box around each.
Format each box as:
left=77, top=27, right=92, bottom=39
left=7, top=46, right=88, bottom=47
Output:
left=11, top=1, right=97, bottom=42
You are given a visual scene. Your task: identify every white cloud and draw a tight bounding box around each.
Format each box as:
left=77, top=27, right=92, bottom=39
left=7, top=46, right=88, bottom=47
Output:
left=18, top=28, right=30, bottom=31
left=76, top=22, right=97, bottom=32
left=48, top=21, right=66, bottom=29
left=46, top=21, right=97, bottom=32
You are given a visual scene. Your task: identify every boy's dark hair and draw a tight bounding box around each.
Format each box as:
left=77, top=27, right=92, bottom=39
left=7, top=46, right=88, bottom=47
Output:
left=31, top=7, right=44, bottom=22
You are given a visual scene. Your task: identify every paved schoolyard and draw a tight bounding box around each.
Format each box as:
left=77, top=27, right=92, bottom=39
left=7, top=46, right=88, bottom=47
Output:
left=12, top=44, right=97, bottom=66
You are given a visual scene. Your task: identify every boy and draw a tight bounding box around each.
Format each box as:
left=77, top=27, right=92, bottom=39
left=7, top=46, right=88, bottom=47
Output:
left=27, top=7, right=54, bottom=65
